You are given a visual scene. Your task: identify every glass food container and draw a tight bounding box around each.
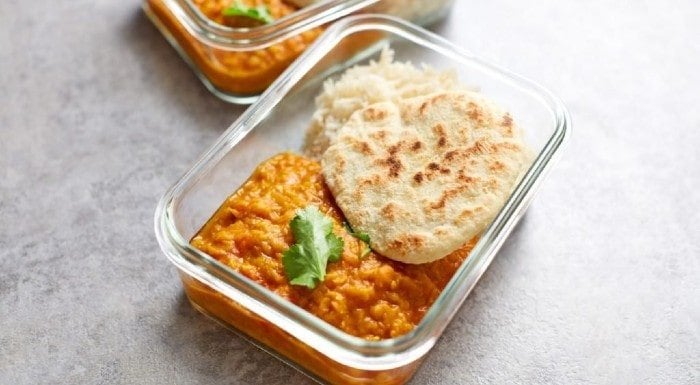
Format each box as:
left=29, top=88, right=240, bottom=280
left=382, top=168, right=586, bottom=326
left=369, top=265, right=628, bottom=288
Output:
left=142, top=0, right=454, bottom=104
left=154, top=15, right=571, bottom=385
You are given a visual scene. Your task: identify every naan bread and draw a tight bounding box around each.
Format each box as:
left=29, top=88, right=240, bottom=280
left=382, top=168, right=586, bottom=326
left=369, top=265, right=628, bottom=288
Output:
left=322, top=92, right=531, bottom=264
left=303, top=48, right=466, bottom=159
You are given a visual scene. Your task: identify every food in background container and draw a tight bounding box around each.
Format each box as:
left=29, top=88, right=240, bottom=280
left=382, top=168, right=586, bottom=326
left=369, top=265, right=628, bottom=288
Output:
left=145, top=0, right=323, bottom=98
left=142, top=0, right=455, bottom=103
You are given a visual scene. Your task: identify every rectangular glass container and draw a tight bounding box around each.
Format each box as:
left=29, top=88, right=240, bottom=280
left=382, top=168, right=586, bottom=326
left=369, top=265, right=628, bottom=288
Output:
left=142, top=0, right=454, bottom=104
left=155, top=15, right=571, bottom=385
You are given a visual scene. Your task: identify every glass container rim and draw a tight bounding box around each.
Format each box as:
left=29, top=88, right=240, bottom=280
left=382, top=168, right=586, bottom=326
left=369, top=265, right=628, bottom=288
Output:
left=154, top=14, right=571, bottom=370
left=159, top=0, right=380, bottom=50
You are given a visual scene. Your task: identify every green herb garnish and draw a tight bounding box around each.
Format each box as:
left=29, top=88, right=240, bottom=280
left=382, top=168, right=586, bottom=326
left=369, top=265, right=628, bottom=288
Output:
left=222, top=0, right=274, bottom=25
left=282, top=206, right=344, bottom=289
left=344, top=222, right=371, bottom=259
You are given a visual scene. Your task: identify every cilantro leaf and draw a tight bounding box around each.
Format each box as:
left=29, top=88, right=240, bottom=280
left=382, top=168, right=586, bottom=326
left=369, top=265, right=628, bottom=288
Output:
left=344, top=222, right=372, bottom=259
left=282, top=206, right=344, bottom=289
left=327, top=234, right=344, bottom=262
left=222, top=0, right=274, bottom=25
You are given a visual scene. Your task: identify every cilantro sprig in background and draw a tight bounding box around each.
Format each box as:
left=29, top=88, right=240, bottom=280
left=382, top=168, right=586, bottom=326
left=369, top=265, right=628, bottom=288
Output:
left=222, top=0, right=274, bottom=25
left=282, top=206, right=344, bottom=289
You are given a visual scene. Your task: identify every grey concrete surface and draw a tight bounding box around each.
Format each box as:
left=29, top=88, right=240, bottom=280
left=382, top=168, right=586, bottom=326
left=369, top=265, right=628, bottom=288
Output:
left=1, top=0, right=699, bottom=384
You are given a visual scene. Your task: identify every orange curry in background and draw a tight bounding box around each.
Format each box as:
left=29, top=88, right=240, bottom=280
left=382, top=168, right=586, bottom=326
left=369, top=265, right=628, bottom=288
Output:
left=146, top=0, right=323, bottom=95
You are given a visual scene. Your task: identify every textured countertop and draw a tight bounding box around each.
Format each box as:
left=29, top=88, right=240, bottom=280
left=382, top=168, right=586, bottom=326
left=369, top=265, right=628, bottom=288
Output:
left=1, top=0, right=698, bottom=384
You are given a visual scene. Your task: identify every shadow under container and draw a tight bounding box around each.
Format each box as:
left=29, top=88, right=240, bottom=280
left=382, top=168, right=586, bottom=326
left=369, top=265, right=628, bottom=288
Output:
left=155, top=15, right=571, bottom=385
left=142, top=0, right=455, bottom=104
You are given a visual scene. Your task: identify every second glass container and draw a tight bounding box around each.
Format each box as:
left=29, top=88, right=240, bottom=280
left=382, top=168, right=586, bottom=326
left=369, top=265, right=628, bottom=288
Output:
left=142, top=0, right=455, bottom=103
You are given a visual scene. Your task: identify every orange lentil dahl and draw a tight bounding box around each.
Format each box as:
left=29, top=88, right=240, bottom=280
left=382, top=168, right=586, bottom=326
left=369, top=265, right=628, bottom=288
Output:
left=147, top=0, right=323, bottom=94
left=191, top=152, right=475, bottom=340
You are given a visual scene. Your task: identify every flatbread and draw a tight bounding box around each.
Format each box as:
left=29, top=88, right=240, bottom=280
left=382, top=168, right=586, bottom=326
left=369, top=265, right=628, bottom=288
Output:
left=303, top=48, right=466, bottom=159
left=321, top=92, right=531, bottom=263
